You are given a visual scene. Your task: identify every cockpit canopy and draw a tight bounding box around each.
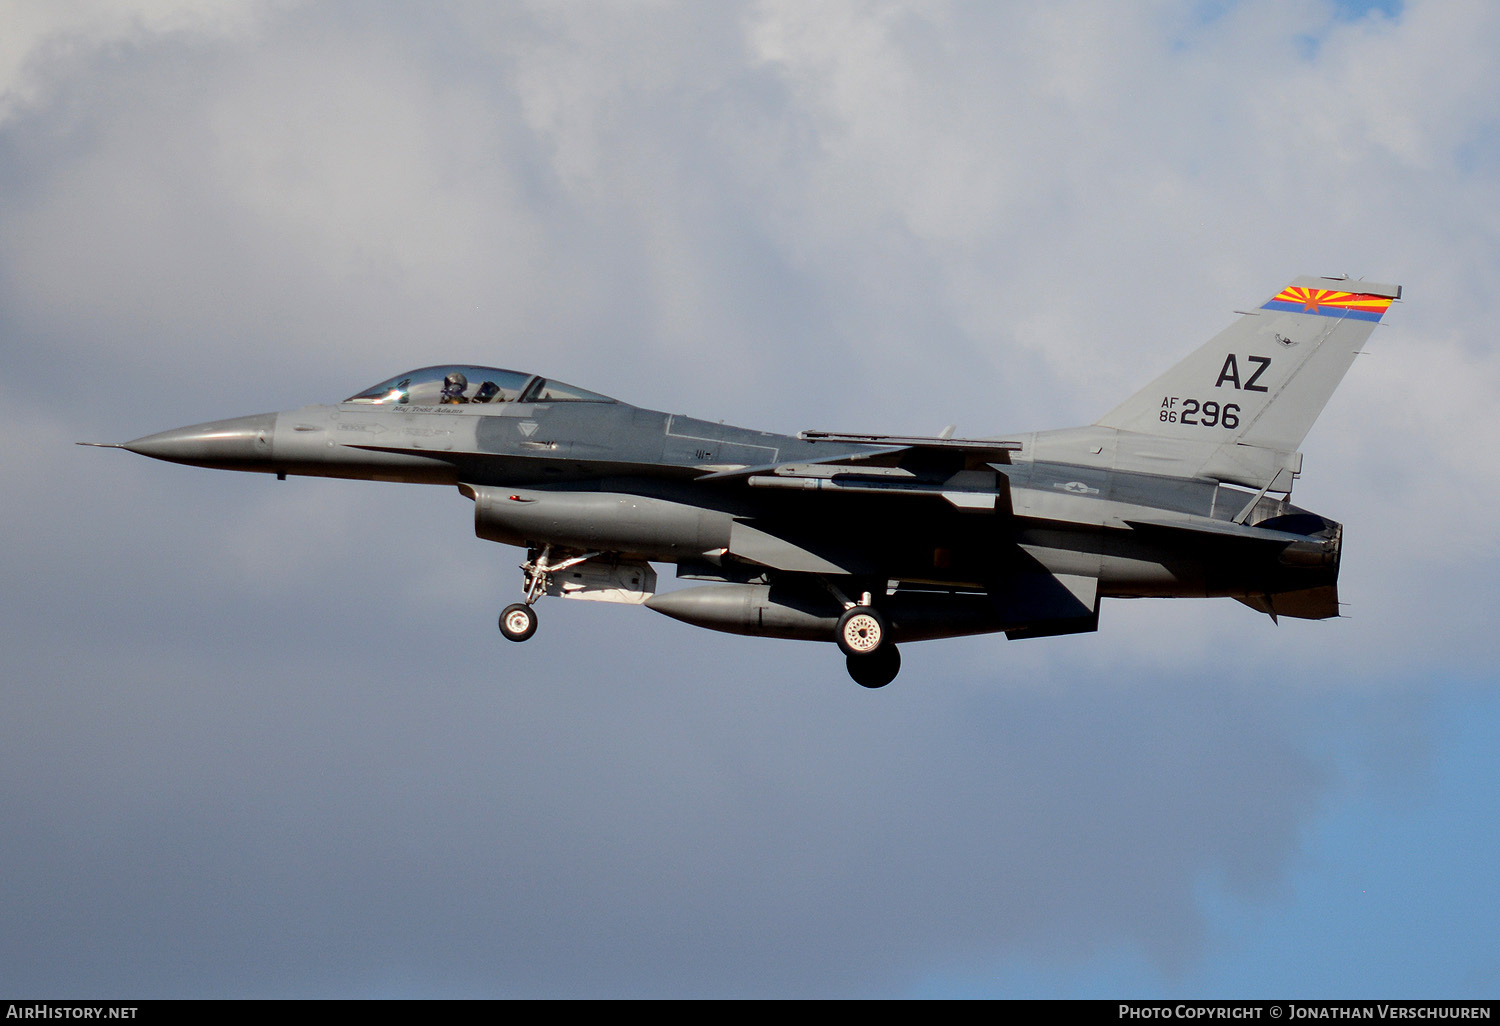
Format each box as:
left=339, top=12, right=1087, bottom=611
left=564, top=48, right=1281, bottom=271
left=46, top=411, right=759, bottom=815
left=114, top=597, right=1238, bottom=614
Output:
left=343, top=365, right=615, bottom=406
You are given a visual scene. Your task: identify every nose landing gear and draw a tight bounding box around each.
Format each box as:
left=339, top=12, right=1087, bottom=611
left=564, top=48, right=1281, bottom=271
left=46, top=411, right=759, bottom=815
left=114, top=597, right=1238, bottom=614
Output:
left=499, top=602, right=538, bottom=642
left=496, top=544, right=599, bottom=643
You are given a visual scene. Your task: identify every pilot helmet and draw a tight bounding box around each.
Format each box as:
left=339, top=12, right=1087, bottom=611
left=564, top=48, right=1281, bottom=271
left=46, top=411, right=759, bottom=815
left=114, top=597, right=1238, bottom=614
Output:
left=441, top=372, right=468, bottom=399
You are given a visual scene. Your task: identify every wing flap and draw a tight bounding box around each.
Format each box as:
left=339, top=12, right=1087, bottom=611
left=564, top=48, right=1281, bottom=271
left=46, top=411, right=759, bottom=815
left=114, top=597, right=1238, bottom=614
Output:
left=995, top=571, right=1100, bottom=640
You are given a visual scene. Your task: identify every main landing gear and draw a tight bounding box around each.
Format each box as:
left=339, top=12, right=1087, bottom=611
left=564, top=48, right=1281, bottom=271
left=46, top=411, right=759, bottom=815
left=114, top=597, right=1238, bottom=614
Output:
left=845, top=645, right=900, bottom=688
left=833, top=592, right=900, bottom=688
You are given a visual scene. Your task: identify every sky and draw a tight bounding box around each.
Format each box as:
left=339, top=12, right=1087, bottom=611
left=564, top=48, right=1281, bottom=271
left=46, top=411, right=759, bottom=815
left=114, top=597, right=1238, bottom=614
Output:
left=1, top=0, right=1497, bottom=1000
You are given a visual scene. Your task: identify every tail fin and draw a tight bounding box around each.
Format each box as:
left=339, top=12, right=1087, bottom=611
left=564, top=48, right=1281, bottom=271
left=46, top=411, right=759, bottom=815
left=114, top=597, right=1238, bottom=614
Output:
left=1096, top=276, right=1401, bottom=453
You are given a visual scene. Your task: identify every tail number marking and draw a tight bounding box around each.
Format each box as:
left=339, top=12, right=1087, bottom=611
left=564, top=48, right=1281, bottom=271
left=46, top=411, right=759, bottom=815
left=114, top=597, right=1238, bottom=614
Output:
left=1159, top=396, right=1240, bottom=429
left=1215, top=354, right=1271, bottom=392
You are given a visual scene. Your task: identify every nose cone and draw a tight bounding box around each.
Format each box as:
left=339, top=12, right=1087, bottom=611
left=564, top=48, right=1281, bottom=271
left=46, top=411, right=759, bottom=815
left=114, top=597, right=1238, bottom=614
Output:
left=123, top=413, right=278, bottom=470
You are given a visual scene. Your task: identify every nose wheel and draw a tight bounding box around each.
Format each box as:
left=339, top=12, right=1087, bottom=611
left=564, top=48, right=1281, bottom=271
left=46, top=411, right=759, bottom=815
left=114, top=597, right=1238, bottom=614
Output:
left=499, top=603, right=538, bottom=642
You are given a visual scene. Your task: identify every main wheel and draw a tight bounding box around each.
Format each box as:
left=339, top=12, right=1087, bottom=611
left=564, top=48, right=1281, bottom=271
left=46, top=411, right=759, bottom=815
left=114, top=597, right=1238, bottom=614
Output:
left=836, top=606, right=888, bottom=657
left=846, top=646, right=901, bottom=689
left=499, top=603, right=538, bottom=642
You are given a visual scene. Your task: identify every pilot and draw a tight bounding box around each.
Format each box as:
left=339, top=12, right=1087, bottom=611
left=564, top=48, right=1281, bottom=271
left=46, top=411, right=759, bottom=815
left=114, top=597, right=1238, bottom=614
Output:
left=440, top=372, right=469, bottom=404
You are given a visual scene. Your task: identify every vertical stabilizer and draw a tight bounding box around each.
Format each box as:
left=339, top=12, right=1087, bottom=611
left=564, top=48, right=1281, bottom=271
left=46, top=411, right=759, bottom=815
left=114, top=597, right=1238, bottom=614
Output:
left=1096, top=277, right=1400, bottom=453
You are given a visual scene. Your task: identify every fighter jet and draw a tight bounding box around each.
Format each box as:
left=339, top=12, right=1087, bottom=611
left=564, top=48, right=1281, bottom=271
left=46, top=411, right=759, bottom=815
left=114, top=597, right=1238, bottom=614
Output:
left=89, top=275, right=1399, bottom=687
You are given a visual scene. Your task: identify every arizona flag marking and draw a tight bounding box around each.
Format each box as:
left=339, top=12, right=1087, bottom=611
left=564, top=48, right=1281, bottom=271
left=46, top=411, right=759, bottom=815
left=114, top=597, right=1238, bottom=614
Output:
left=1261, top=286, right=1394, bottom=322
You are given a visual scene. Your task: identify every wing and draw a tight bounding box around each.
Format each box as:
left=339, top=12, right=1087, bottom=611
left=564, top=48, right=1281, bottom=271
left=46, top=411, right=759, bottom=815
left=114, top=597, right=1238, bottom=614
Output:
left=696, top=432, right=1021, bottom=513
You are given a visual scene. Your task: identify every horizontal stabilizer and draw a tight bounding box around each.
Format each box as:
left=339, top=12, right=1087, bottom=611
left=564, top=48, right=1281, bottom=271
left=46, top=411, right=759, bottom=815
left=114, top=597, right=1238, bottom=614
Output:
left=1126, top=515, right=1339, bottom=568
left=1235, top=585, right=1340, bottom=621
left=1124, top=515, right=1322, bottom=546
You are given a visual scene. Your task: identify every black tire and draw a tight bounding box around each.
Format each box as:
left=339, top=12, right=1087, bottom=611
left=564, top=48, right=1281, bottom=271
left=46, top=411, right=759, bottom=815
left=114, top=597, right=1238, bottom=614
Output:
left=499, top=603, right=538, bottom=642
left=846, top=646, right=901, bottom=689
left=835, top=606, right=888, bottom=657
